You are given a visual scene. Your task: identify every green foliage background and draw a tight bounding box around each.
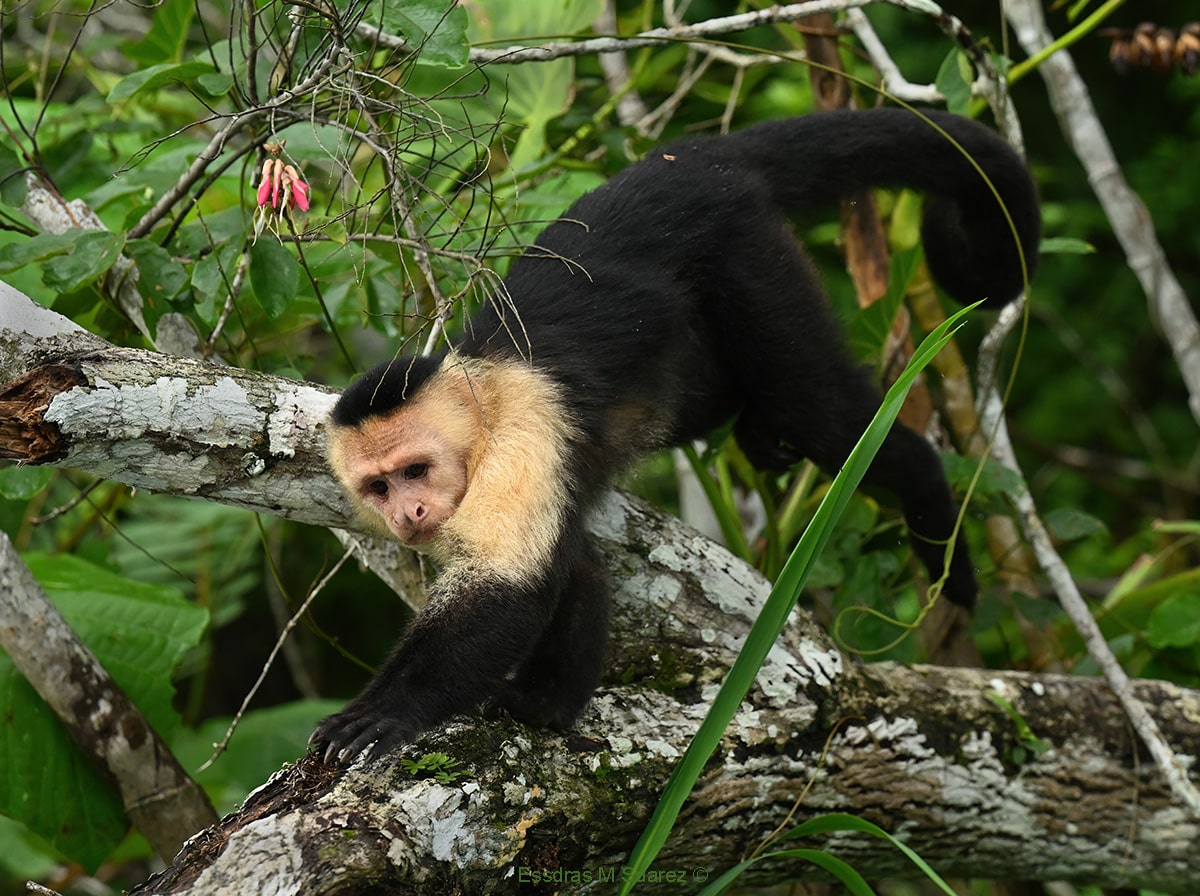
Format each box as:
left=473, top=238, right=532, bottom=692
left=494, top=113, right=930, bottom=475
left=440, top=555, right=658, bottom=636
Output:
left=0, top=0, right=1197, bottom=891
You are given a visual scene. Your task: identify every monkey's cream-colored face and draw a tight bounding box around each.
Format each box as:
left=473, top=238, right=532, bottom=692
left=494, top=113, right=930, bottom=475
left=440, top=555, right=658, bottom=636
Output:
left=327, top=398, right=476, bottom=547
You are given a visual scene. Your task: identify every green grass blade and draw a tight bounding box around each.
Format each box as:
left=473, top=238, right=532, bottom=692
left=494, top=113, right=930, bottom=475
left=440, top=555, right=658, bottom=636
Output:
left=696, top=847, right=878, bottom=896
left=681, top=444, right=752, bottom=558
left=778, top=813, right=957, bottom=894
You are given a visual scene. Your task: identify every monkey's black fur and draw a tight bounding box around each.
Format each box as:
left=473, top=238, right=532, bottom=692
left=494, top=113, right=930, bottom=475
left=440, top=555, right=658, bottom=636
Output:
left=316, top=109, right=1040, bottom=760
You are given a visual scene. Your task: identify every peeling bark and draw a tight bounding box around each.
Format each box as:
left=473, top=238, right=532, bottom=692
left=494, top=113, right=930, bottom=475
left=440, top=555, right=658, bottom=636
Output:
left=0, top=363, right=88, bottom=462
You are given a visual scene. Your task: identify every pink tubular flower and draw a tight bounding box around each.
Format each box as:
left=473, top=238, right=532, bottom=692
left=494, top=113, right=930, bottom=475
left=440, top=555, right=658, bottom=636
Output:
left=253, top=143, right=311, bottom=240
left=256, top=158, right=310, bottom=212
left=286, top=167, right=310, bottom=211
left=255, top=162, right=275, bottom=208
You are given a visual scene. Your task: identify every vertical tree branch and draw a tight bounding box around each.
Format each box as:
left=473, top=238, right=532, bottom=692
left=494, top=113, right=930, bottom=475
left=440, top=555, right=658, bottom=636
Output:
left=1004, top=0, right=1200, bottom=426
left=0, top=532, right=218, bottom=860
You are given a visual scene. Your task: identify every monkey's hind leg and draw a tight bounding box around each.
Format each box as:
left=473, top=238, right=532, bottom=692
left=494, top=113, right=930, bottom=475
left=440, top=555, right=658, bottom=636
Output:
left=737, top=363, right=978, bottom=608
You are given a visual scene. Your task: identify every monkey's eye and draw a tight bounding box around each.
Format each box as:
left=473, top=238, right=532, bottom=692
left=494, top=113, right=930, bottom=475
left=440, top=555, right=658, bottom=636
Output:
left=366, top=479, right=389, bottom=498
left=403, top=463, right=428, bottom=481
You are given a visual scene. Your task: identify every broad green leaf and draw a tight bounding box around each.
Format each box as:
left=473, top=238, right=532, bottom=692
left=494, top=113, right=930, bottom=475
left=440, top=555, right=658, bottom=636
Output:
left=197, top=71, right=235, bottom=97
left=42, top=231, right=126, bottom=292
left=1146, top=593, right=1200, bottom=649
left=934, top=49, right=973, bottom=117
left=191, top=238, right=245, bottom=325
left=1010, top=590, right=1066, bottom=626
left=943, top=452, right=1024, bottom=511
left=124, top=0, right=195, bottom=66
left=0, top=814, right=59, bottom=884
left=0, top=143, right=28, bottom=206
left=249, top=238, right=301, bottom=319
left=848, top=246, right=922, bottom=364
left=0, top=466, right=55, bottom=500
left=126, top=238, right=189, bottom=305
left=107, top=61, right=216, bottom=103
left=1043, top=508, right=1107, bottom=543
left=469, top=0, right=604, bottom=171
left=375, top=1, right=470, bottom=68
left=0, top=554, right=208, bottom=871
left=172, top=701, right=341, bottom=814
left=0, top=231, right=80, bottom=273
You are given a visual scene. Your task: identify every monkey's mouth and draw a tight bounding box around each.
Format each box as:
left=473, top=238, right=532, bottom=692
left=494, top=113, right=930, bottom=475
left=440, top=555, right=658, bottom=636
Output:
left=399, top=526, right=439, bottom=549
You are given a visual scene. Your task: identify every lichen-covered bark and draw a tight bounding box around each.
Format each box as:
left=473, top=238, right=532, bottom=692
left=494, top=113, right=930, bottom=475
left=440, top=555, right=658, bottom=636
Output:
left=42, top=348, right=343, bottom=521
left=0, top=532, right=217, bottom=860
left=126, top=496, right=1200, bottom=895
left=128, top=667, right=1200, bottom=894
left=0, top=291, right=422, bottom=602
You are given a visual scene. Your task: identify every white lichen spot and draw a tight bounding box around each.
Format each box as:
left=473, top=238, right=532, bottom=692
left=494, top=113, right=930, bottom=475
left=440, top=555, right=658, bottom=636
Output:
left=242, top=453, right=267, bottom=476
left=609, top=751, right=644, bottom=768
left=87, top=697, right=114, bottom=728
left=392, top=782, right=478, bottom=865
left=607, top=736, right=634, bottom=754
left=502, top=781, right=528, bottom=805
left=269, top=386, right=336, bottom=458
left=647, top=543, right=683, bottom=570
left=1030, top=681, right=1045, bottom=697
left=734, top=707, right=762, bottom=730
left=706, top=572, right=766, bottom=621
left=47, top=373, right=262, bottom=448
left=753, top=645, right=805, bottom=704
left=183, top=377, right=259, bottom=443
left=866, top=716, right=938, bottom=760
left=796, top=639, right=843, bottom=687
left=643, top=739, right=679, bottom=759
left=615, top=571, right=683, bottom=612
left=191, top=814, right=304, bottom=896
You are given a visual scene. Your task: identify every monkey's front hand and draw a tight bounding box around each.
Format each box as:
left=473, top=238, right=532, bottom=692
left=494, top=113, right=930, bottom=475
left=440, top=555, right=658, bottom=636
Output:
left=309, top=702, right=421, bottom=764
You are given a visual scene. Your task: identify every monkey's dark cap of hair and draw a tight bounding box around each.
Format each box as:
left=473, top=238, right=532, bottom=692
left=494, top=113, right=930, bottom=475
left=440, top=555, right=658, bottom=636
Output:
left=331, top=354, right=444, bottom=427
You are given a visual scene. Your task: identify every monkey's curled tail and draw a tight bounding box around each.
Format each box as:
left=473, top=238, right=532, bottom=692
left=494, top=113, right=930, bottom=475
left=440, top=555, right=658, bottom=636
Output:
left=722, top=108, right=1041, bottom=308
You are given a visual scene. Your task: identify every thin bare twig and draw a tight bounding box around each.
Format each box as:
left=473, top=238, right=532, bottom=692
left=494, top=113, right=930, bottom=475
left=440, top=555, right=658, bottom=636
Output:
left=358, top=0, right=878, bottom=65
left=197, top=545, right=357, bottom=772
left=979, top=300, right=1200, bottom=816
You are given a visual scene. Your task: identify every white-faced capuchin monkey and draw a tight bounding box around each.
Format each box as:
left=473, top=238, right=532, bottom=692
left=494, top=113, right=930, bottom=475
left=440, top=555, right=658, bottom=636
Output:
left=313, top=108, right=1040, bottom=762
